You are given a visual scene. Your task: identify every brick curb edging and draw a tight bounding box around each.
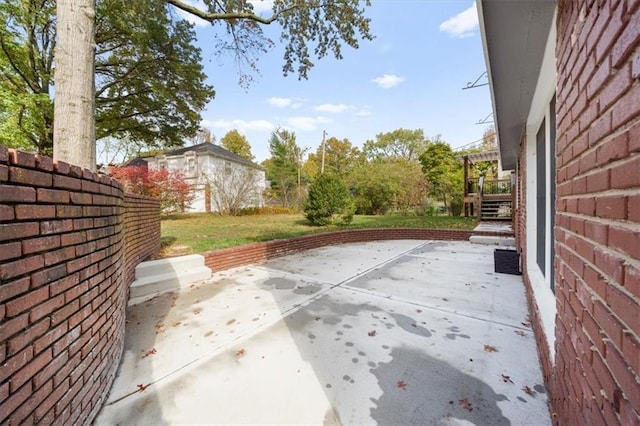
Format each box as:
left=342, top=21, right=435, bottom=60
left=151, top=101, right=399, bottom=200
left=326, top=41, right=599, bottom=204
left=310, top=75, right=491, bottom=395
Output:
left=203, top=227, right=508, bottom=272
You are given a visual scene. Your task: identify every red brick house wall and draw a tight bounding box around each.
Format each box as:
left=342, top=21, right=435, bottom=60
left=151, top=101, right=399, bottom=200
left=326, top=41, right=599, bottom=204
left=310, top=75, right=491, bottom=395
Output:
left=0, top=147, right=160, bottom=424
left=526, top=1, right=640, bottom=424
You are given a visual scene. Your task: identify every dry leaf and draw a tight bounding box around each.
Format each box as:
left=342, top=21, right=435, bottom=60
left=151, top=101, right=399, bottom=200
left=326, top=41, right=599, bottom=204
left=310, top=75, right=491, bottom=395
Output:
left=514, top=330, right=527, bottom=337
left=137, top=384, right=147, bottom=392
left=204, top=331, right=214, bottom=337
left=458, top=398, right=473, bottom=411
left=396, top=380, right=407, bottom=390
left=172, top=322, right=182, bottom=327
left=227, top=319, right=236, bottom=325
left=522, top=385, right=534, bottom=395
left=484, top=344, right=498, bottom=352
left=236, top=348, right=246, bottom=357
left=501, top=374, right=514, bottom=383
left=368, top=330, right=377, bottom=337
left=142, top=348, right=157, bottom=358
left=521, top=321, right=531, bottom=328
left=193, top=309, right=201, bottom=315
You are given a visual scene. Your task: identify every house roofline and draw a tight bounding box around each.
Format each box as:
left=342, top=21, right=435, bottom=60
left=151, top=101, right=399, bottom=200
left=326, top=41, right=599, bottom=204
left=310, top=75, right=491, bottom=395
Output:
left=477, top=0, right=556, bottom=170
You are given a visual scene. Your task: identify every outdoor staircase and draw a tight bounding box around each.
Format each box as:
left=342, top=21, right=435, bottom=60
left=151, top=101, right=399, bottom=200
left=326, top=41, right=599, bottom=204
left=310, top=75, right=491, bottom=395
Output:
left=480, top=198, right=513, bottom=220
left=469, top=222, right=516, bottom=246
left=129, top=254, right=212, bottom=304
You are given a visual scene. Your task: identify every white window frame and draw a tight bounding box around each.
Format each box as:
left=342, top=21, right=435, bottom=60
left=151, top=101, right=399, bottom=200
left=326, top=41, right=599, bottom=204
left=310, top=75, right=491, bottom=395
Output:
left=525, top=10, right=557, bottom=361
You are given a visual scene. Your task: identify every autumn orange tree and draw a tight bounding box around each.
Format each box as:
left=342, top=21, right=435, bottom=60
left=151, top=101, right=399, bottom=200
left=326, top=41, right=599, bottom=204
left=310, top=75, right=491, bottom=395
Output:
left=109, top=165, right=194, bottom=213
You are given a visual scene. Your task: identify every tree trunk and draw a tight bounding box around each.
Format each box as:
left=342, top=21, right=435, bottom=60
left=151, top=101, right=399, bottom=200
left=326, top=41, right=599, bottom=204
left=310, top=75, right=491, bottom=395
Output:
left=53, top=0, right=96, bottom=170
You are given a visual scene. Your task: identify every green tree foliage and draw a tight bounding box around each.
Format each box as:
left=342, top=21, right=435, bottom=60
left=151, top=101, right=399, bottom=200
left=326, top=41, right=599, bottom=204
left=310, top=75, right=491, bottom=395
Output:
left=419, top=141, right=463, bottom=215
left=220, top=129, right=255, bottom=160
left=264, top=129, right=306, bottom=209
left=349, top=160, right=428, bottom=215
left=0, top=0, right=213, bottom=154
left=305, top=136, right=361, bottom=179
left=362, top=128, right=428, bottom=163
left=304, top=174, right=355, bottom=226
left=167, top=0, right=374, bottom=85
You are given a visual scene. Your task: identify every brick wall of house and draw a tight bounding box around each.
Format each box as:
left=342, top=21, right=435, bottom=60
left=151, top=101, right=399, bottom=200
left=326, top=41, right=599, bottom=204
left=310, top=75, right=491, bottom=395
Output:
left=0, top=147, right=160, bottom=424
left=203, top=228, right=502, bottom=272
left=551, top=0, right=640, bottom=423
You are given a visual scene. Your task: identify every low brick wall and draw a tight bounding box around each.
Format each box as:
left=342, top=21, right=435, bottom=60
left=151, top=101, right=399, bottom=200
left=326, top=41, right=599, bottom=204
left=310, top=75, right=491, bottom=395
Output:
left=203, top=228, right=502, bottom=272
left=0, top=147, right=160, bottom=424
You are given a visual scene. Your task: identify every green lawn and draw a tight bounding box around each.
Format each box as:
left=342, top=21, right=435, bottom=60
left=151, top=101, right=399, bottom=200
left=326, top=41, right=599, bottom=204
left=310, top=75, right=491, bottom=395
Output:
left=160, top=213, right=477, bottom=254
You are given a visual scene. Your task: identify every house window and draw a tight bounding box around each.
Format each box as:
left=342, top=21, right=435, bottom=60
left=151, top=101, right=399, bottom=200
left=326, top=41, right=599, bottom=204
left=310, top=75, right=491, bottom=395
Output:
left=549, top=95, right=556, bottom=293
left=524, top=9, right=557, bottom=358
left=186, top=156, right=197, bottom=176
left=156, top=155, right=167, bottom=169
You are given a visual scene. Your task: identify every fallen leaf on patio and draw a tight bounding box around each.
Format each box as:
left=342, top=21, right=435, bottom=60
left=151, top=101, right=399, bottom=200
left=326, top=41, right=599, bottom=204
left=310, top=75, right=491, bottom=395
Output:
left=368, top=330, right=377, bottom=337
left=522, top=385, right=534, bottom=395
left=137, top=384, right=147, bottom=392
left=227, top=319, right=236, bottom=325
left=236, top=349, right=246, bottom=357
left=501, top=374, right=514, bottom=383
left=458, top=398, right=473, bottom=411
left=484, top=345, right=498, bottom=352
left=315, top=317, right=321, bottom=321
left=195, top=299, right=200, bottom=303
left=416, top=309, right=423, bottom=313
left=142, top=348, right=157, bottom=358
left=204, top=331, right=214, bottom=337
left=396, top=380, right=407, bottom=390
left=521, top=321, right=531, bottom=328
left=193, top=309, right=201, bottom=315
left=172, top=322, right=181, bottom=327
left=514, top=330, right=527, bottom=337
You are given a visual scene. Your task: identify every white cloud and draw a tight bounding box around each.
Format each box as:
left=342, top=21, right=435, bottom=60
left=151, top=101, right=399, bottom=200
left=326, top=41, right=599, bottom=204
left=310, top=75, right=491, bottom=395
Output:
left=371, top=74, right=405, bottom=89
left=267, top=97, right=302, bottom=109
left=439, top=2, right=479, bottom=39
left=248, top=0, right=274, bottom=13
left=286, top=116, right=332, bottom=131
left=354, top=107, right=372, bottom=117
left=208, top=119, right=276, bottom=133
left=313, top=103, right=352, bottom=113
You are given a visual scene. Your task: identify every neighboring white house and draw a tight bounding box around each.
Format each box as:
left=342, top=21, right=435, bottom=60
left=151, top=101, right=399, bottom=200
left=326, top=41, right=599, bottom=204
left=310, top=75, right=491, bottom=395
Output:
left=133, top=142, right=266, bottom=213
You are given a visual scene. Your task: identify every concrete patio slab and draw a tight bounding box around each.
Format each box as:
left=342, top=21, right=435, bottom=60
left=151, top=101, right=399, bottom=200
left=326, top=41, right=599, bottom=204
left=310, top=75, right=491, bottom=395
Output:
left=96, top=240, right=551, bottom=425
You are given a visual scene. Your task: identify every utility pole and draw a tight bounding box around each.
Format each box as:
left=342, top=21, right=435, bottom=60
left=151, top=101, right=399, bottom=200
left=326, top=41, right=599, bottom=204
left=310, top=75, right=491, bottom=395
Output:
left=321, top=130, right=327, bottom=174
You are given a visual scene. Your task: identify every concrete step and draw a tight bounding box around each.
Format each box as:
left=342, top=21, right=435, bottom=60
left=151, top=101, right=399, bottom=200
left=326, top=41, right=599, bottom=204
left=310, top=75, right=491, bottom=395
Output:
left=129, top=254, right=212, bottom=304
left=469, top=235, right=516, bottom=246
left=135, top=254, right=206, bottom=279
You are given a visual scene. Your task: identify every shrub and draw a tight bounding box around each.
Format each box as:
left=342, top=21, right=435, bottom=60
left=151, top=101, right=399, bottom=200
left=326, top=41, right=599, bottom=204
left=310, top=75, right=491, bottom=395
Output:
left=109, top=165, right=194, bottom=213
left=304, top=174, right=355, bottom=226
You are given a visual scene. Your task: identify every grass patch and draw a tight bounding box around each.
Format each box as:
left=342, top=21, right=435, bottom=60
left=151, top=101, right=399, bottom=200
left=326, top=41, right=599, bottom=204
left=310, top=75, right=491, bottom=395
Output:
left=160, top=213, right=477, bottom=255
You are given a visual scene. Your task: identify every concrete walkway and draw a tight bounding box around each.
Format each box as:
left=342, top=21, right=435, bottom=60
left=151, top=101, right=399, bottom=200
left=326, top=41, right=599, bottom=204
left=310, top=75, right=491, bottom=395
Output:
left=96, top=240, right=551, bottom=425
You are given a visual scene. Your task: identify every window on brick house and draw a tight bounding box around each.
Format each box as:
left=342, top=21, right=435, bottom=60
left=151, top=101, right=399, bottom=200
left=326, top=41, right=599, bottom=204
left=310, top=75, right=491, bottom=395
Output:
left=535, top=95, right=556, bottom=293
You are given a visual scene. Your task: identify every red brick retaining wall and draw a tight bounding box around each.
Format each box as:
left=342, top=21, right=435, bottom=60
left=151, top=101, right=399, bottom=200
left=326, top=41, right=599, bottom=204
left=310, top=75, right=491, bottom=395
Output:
left=203, top=228, right=501, bottom=272
left=0, top=147, right=160, bottom=424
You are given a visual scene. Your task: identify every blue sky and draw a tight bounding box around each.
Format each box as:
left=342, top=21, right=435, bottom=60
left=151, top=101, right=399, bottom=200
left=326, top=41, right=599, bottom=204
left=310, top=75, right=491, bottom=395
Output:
left=181, top=1, right=491, bottom=163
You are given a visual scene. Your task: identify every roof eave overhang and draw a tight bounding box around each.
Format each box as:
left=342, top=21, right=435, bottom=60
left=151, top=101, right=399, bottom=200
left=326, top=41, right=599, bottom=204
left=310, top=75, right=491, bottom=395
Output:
left=477, top=1, right=556, bottom=170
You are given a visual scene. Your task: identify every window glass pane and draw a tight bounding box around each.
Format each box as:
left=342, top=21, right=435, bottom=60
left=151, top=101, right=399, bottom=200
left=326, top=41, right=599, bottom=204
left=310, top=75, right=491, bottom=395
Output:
left=536, top=118, right=546, bottom=276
